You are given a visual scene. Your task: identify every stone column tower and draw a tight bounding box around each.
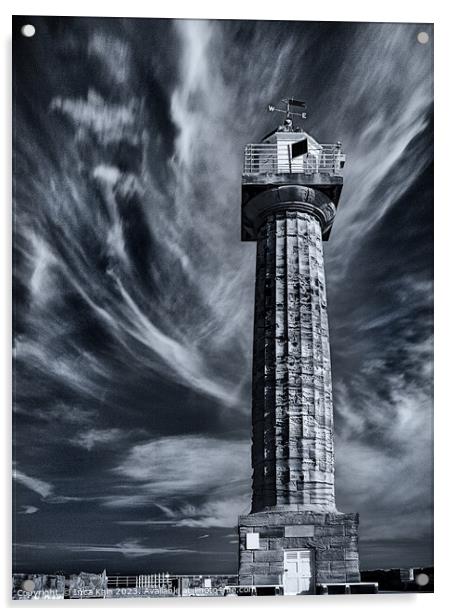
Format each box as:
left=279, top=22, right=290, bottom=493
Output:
left=238, top=107, right=360, bottom=593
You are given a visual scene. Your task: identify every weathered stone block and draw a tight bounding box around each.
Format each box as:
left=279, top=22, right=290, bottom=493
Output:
left=316, top=549, right=346, bottom=561
left=303, top=537, right=330, bottom=549
left=315, top=524, right=345, bottom=537
left=329, top=558, right=346, bottom=568
left=252, top=575, right=280, bottom=586
left=285, top=524, right=314, bottom=537
left=329, top=536, right=348, bottom=547
left=269, top=563, right=284, bottom=575
left=316, top=571, right=331, bottom=583
left=254, top=549, right=283, bottom=563
left=346, top=568, right=361, bottom=583
left=281, top=537, right=315, bottom=549
left=253, top=526, right=284, bottom=538
left=239, top=551, right=254, bottom=564
left=345, top=524, right=359, bottom=536
left=239, top=563, right=270, bottom=576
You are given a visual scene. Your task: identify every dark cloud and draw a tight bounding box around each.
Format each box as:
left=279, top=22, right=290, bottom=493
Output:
left=13, top=16, right=433, bottom=574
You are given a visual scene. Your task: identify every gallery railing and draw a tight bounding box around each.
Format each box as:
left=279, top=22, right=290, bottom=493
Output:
left=243, top=143, right=344, bottom=175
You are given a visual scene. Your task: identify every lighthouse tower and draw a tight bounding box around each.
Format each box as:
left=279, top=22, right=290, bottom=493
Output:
left=238, top=100, right=360, bottom=593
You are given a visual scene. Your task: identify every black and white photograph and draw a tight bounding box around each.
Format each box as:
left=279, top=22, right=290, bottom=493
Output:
left=11, top=14, right=433, bottom=600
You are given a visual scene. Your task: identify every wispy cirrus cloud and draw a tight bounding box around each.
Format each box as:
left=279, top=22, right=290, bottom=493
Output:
left=70, top=428, right=125, bottom=451
left=114, top=435, right=250, bottom=497
left=116, top=495, right=251, bottom=529
left=87, top=33, right=132, bottom=86
left=108, top=435, right=251, bottom=528
left=13, top=469, right=53, bottom=499
left=47, top=80, right=245, bottom=410
left=51, top=90, right=140, bottom=146
left=15, top=540, right=196, bottom=559
left=19, top=505, right=39, bottom=515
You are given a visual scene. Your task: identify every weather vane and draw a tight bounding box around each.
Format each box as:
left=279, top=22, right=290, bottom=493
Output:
left=267, top=98, right=307, bottom=122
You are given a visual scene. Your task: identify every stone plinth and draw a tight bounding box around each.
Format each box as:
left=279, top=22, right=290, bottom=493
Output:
left=238, top=509, right=360, bottom=587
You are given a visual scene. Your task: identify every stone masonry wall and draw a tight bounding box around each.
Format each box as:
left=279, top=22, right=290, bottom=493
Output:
left=238, top=510, right=360, bottom=587
left=251, top=210, right=335, bottom=511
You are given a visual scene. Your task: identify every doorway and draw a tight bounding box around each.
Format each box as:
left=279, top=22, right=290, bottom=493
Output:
left=283, top=550, right=313, bottom=595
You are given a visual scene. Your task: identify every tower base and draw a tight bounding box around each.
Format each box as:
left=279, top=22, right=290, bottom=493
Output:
left=238, top=509, right=360, bottom=593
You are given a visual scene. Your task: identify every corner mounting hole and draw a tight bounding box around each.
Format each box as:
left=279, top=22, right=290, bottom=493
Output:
left=21, top=579, right=35, bottom=592
left=21, top=24, right=35, bottom=38
left=417, top=31, right=429, bottom=44
left=415, top=573, right=429, bottom=586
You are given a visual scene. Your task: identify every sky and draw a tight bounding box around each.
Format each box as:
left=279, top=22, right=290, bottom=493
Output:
left=12, top=16, right=433, bottom=575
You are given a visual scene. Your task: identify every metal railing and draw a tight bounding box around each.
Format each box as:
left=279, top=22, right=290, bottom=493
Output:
left=243, top=143, right=344, bottom=175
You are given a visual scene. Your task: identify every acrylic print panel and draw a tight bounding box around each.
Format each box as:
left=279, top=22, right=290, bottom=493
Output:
left=12, top=16, right=433, bottom=599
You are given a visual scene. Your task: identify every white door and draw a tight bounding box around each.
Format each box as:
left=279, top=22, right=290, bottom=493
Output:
left=283, top=550, right=313, bottom=595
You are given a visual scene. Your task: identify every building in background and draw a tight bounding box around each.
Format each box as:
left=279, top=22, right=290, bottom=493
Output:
left=67, top=570, right=107, bottom=599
